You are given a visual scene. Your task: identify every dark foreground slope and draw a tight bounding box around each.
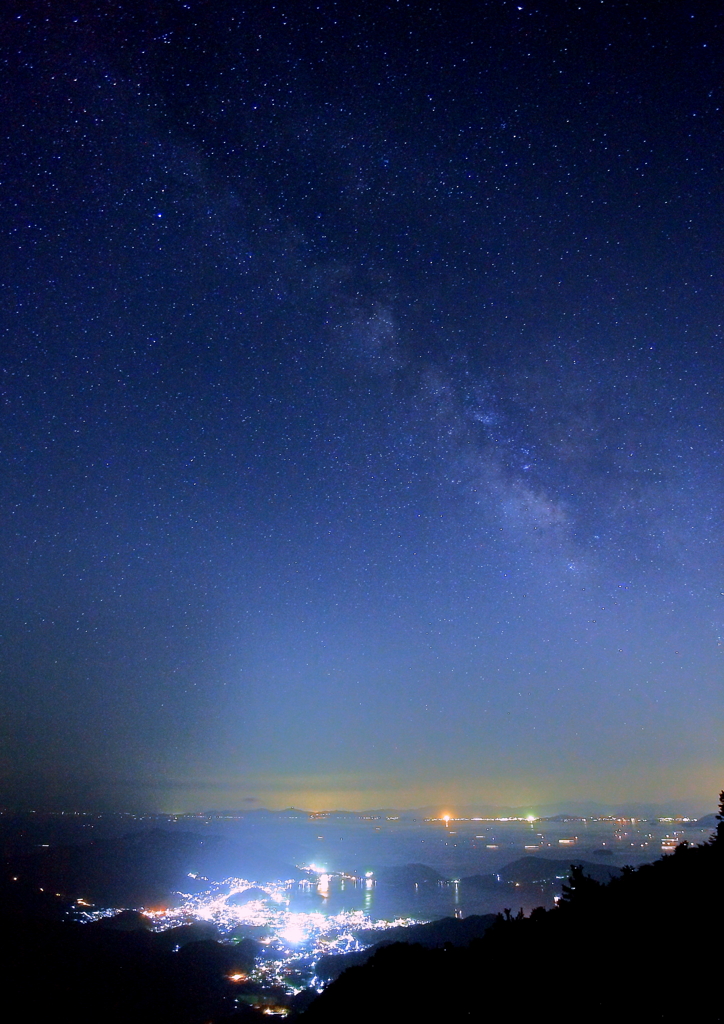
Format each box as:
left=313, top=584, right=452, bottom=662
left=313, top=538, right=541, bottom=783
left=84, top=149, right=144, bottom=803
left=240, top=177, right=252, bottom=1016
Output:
left=302, top=800, right=724, bottom=1023
left=315, top=913, right=498, bottom=982
left=1, top=802, right=720, bottom=1023
left=0, top=905, right=268, bottom=1023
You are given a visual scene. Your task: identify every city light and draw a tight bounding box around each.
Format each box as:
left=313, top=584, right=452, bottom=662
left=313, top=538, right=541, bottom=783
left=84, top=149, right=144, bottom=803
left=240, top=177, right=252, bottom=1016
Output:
left=279, top=923, right=307, bottom=944
left=78, top=872, right=424, bottom=995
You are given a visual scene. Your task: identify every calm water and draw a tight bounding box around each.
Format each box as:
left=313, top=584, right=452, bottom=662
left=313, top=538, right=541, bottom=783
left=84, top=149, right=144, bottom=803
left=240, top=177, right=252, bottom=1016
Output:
left=182, top=813, right=713, bottom=920
left=285, top=873, right=517, bottom=920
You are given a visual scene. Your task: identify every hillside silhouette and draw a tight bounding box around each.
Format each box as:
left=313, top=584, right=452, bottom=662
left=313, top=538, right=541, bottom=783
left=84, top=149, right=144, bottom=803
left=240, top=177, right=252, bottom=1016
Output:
left=0, top=795, right=719, bottom=1022
left=315, top=913, right=498, bottom=982
left=301, top=792, right=724, bottom=1022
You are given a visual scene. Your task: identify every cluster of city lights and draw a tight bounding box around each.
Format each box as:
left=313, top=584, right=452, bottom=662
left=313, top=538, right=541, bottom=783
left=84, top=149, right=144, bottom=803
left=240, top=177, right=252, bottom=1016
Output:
left=79, top=870, right=424, bottom=993
left=433, top=814, right=539, bottom=823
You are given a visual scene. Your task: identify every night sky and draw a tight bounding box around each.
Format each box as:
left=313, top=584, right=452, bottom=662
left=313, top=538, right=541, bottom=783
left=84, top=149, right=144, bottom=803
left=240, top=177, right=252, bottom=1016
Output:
left=2, top=1, right=722, bottom=813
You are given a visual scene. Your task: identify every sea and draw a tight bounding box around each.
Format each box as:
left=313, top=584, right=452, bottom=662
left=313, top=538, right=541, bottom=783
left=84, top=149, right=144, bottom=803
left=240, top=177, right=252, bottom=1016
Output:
left=162, top=810, right=714, bottom=920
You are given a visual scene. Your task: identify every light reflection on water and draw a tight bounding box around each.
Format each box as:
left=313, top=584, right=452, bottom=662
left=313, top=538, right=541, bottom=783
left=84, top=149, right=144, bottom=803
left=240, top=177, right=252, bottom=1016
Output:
left=130, top=813, right=713, bottom=923
left=286, top=874, right=508, bottom=920
left=274, top=815, right=713, bottom=920
left=78, top=814, right=714, bottom=997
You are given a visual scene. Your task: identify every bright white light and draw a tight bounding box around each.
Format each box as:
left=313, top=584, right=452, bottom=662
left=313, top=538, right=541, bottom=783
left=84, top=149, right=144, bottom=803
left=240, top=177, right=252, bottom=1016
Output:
left=279, top=923, right=307, bottom=944
left=79, top=870, right=427, bottom=999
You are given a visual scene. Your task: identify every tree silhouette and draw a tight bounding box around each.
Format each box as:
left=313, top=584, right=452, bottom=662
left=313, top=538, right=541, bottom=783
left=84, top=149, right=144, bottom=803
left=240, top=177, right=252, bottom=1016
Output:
left=713, top=789, right=724, bottom=846
left=559, top=863, right=602, bottom=906
left=304, top=786, right=724, bottom=1022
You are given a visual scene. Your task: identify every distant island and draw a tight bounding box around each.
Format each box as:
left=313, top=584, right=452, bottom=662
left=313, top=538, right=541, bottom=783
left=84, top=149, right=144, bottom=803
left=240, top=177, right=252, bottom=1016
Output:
left=1, top=790, right=720, bottom=1021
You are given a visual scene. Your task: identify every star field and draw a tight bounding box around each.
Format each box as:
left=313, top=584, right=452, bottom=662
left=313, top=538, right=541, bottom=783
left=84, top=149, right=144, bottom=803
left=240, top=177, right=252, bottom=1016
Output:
left=1, top=1, right=722, bottom=812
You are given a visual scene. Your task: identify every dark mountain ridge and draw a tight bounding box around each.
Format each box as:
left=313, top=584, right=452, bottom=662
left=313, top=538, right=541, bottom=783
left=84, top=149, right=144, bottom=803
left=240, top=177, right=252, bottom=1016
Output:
left=301, top=797, right=724, bottom=1022
left=315, top=913, right=498, bottom=981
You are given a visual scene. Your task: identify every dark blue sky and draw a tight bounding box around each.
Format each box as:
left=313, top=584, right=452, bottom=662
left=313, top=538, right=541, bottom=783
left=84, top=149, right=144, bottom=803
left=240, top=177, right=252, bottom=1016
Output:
left=1, top=0, right=722, bottom=812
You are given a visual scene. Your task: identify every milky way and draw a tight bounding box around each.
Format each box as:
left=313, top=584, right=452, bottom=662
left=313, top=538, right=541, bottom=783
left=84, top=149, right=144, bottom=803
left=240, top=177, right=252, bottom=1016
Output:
left=1, top=2, right=722, bottom=812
